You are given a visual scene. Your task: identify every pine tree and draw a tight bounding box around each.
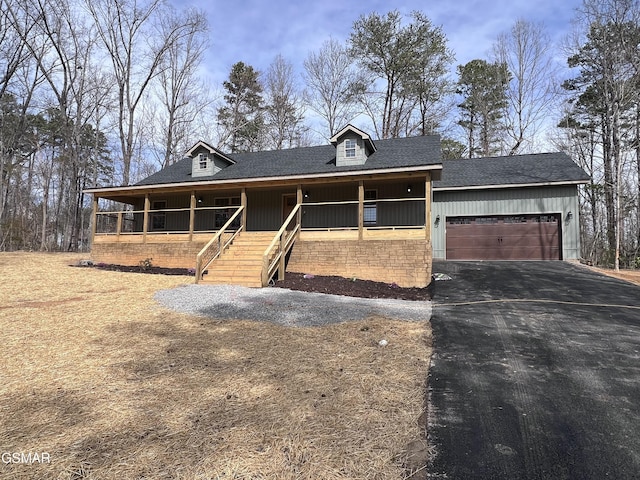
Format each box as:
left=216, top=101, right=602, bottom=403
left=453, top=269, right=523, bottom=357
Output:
left=217, top=62, right=265, bottom=152
left=456, top=59, right=511, bottom=157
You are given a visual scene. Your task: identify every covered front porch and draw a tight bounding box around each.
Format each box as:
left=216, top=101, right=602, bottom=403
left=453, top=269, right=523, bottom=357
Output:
left=88, top=173, right=434, bottom=286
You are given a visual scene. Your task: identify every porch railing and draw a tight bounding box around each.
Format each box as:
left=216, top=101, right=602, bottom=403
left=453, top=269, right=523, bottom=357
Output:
left=299, top=197, right=427, bottom=230
left=261, top=203, right=301, bottom=287
left=195, top=206, right=245, bottom=283
left=94, top=205, right=242, bottom=235
left=95, top=210, right=142, bottom=234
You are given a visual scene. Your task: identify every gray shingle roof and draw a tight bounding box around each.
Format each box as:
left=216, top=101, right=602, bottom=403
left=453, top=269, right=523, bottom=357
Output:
left=135, top=135, right=442, bottom=186
left=434, top=152, right=590, bottom=189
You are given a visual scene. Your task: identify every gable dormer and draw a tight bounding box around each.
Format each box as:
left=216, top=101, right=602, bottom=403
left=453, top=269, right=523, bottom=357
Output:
left=186, top=141, right=235, bottom=178
left=330, top=125, right=376, bottom=167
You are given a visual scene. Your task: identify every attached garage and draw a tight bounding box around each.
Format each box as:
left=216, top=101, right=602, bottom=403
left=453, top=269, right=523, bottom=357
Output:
left=432, top=153, right=590, bottom=261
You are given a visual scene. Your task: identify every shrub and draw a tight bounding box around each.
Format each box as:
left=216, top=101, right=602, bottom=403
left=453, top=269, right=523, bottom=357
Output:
left=138, top=258, right=154, bottom=270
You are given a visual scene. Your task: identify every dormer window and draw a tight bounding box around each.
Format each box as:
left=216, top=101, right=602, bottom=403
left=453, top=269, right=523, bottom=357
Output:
left=345, top=139, right=357, bottom=158
left=188, top=141, right=235, bottom=178
left=330, top=125, right=376, bottom=167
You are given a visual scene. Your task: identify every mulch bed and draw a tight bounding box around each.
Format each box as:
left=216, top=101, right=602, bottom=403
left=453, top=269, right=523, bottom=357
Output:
left=274, top=272, right=435, bottom=301
left=77, top=262, right=196, bottom=276
left=79, top=262, right=434, bottom=301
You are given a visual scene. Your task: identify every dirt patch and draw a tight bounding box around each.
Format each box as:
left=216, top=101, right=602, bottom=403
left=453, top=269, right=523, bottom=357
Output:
left=274, top=273, right=435, bottom=301
left=0, top=252, right=432, bottom=479
left=0, top=296, right=86, bottom=310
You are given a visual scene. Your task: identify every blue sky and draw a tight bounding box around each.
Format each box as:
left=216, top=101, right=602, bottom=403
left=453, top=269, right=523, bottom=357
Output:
left=172, top=0, right=585, bottom=87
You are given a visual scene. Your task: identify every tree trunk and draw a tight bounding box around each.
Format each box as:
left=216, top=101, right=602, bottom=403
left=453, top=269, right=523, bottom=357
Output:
left=637, top=105, right=640, bottom=254
left=602, top=113, right=617, bottom=257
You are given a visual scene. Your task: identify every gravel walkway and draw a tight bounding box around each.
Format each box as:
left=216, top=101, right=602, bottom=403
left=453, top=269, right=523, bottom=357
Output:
left=155, top=284, right=432, bottom=327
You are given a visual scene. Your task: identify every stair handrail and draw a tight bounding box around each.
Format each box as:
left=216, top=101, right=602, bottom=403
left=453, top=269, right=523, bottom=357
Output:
left=195, top=205, right=245, bottom=283
left=262, top=203, right=301, bottom=286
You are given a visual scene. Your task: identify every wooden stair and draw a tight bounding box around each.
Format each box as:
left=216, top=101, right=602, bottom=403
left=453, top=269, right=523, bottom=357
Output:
left=199, top=231, right=276, bottom=287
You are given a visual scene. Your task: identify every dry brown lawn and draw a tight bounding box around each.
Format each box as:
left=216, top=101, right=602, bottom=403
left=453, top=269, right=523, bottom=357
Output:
left=589, top=266, right=640, bottom=286
left=0, top=253, right=432, bottom=480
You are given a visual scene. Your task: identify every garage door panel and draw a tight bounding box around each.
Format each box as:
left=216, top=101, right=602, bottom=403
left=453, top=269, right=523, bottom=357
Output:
left=499, top=246, right=560, bottom=260
left=446, top=215, right=560, bottom=260
left=447, top=245, right=560, bottom=260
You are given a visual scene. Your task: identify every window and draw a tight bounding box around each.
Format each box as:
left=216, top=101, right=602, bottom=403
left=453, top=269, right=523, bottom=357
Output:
left=214, top=196, right=241, bottom=228
left=345, top=139, right=357, bottom=158
left=363, top=189, right=377, bottom=226
left=151, top=200, right=166, bottom=230
left=198, top=154, right=208, bottom=169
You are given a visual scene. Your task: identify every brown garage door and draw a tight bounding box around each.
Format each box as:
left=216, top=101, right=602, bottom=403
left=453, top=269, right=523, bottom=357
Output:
left=446, top=214, right=561, bottom=260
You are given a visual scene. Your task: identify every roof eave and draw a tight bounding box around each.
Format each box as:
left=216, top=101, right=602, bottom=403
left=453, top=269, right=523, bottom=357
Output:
left=86, top=164, right=443, bottom=196
left=433, top=179, right=589, bottom=192
left=329, top=124, right=377, bottom=153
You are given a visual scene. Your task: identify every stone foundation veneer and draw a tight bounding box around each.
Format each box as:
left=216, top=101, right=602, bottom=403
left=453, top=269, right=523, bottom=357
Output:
left=91, top=241, right=207, bottom=269
left=91, top=238, right=433, bottom=287
left=286, top=239, right=432, bottom=288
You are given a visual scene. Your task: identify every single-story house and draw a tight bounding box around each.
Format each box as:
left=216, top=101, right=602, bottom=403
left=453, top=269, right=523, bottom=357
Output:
left=86, top=125, right=442, bottom=287
left=85, top=126, right=590, bottom=287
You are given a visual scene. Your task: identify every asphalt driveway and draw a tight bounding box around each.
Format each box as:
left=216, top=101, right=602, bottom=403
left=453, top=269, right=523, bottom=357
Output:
left=427, top=261, right=640, bottom=479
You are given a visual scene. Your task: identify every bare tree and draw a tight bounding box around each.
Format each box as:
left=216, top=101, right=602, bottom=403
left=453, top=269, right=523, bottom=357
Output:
left=303, top=38, right=364, bottom=139
left=264, top=54, right=307, bottom=150
left=349, top=10, right=453, bottom=139
left=0, top=0, right=40, bottom=232
left=564, top=0, right=640, bottom=269
left=14, top=0, right=106, bottom=249
left=493, top=19, right=559, bottom=155
left=0, top=0, right=30, bottom=99
left=87, top=0, right=198, bottom=185
left=153, top=7, right=209, bottom=168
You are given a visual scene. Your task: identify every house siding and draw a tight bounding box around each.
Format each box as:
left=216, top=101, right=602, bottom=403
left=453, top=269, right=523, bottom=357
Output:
left=301, top=182, right=426, bottom=229
left=246, top=188, right=294, bottom=231
left=150, top=194, right=190, bottom=232
left=432, top=185, right=581, bottom=260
